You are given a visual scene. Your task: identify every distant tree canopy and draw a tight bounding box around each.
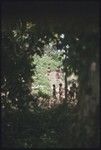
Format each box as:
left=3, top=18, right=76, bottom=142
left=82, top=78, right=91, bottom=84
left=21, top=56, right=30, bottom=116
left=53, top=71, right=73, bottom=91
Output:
left=1, top=20, right=99, bottom=110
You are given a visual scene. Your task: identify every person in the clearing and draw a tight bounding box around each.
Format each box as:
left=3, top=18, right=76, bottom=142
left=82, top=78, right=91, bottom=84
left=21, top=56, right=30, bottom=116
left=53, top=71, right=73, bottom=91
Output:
left=69, top=86, right=74, bottom=100
left=72, top=82, right=77, bottom=99
left=59, top=83, right=63, bottom=102
left=52, top=84, right=57, bottom=99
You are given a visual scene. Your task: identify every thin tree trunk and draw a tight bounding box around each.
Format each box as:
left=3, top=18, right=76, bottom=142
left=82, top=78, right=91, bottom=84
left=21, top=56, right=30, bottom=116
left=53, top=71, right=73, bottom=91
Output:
left=64, top=71, right=67, bottom=104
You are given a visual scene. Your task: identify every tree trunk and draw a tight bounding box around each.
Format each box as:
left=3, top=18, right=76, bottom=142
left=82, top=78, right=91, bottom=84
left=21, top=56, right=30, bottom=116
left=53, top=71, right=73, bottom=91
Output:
left=64, top=71, right=67, bottom=105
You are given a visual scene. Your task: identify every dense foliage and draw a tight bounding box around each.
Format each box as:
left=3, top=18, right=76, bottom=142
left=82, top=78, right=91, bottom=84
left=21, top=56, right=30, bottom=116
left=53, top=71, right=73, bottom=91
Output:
left=1, top=22, right=47, bottom=110
left=32, top=53, right=61, bottom=95
left=1, top=20, right=99, bottom=148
